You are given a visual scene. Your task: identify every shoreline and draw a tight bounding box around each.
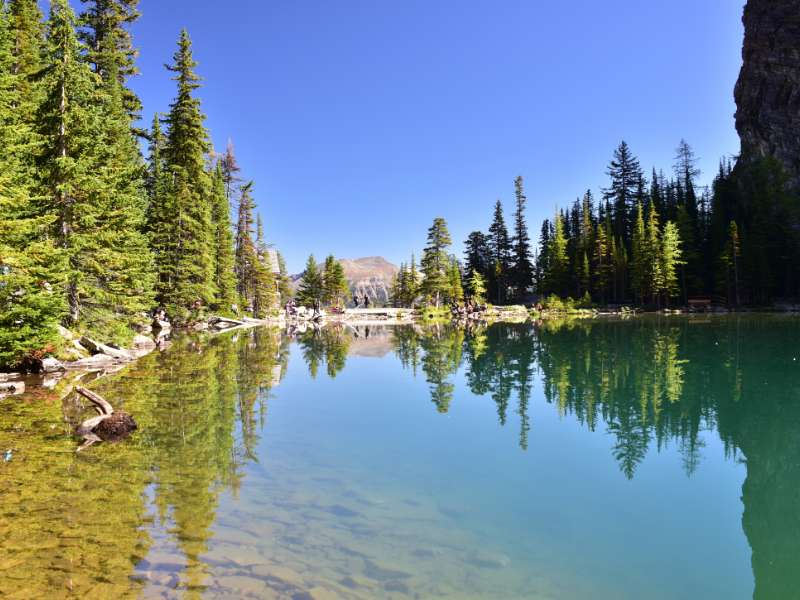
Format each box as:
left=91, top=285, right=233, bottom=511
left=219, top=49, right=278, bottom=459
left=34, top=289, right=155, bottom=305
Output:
left=4, top=307, right=799, bottom=388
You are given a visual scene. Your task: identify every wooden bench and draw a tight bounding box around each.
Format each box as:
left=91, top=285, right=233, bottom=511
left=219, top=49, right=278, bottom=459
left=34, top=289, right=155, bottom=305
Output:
left=687, top=298, right=712, bottom=311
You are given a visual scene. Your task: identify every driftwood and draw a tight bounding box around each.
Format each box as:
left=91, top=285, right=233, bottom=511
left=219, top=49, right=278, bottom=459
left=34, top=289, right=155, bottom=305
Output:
left=74, top=387, right=137, bottom=452
left=208, top=316, right=245, bottom=328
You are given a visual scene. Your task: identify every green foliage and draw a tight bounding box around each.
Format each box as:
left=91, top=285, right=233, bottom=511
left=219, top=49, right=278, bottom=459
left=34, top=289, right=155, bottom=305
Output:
left=233, top=183, right=274, bottom=316
left=469, top=270, right=487, bottom=305
left=488, top=200, right=512, bottom=303
left=150, top=29, right=214, bottom=321
left=510, top=176, right=534, bottom=297
left=210, top=164, right=237, bottom=313
left=36, top=0, right=153, bottom=341
left=296, top=253, right=322, bottom=307
left=420, top=217, right=452, bottom=307
left=322, top=255, right=348, bottom=307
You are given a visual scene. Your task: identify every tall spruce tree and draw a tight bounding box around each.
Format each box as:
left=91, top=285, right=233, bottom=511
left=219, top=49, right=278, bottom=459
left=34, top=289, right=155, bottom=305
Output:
left=296, top=254, right=322, bottom=307
left=322, top=255, right=348, bottom=307
left=78, top=0, right=142, bottom=124
left=276, top=251, right=292, bottom=304
left=154, top=29, right=215, bottom=320
left=0, top=3, right=66, bottom=366
left=420, top=217, right=452, bottom=307
left=510, top=176, right=534, bottom=298
left=658, top=221, right=683, bottom=306
left=603, top=141, right=643, bottom=245
left=488, top=200, right=512, bottom=303
left=464, top=230, right=490, bottom=290
left=36, top=0, right=152, bottom=339
left=546, top=211, right=569, bottom=296
left=210, top=163, right=237, bottom=312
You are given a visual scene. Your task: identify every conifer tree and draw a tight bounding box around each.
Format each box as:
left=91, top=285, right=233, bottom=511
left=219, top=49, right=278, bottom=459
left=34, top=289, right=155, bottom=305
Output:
left=219, top=139, right=241, bottom=207
left=535, top=219, right=552, bottom=292
left=718, top=220, right=741, bottom=307
left=405, top=253, right=420, bottom=306
left=8, top=0, right=43, bottom=97
left=250, top=266, right=274, bottom=318
left=78, top=0, right=142, bottom=124
left=154, top=29, right=215, bottom=320
left=276, top=251, right=292, bottom=304
left=592, top=218, right=611, bottom=304
left=37, top=0, right=153, bottom=339
left=469, top=271, right=487, bottom=305
left=631, top=201, right=647, bottom=302
left=464, top=230, right=490, bottom=289
left=446, top=257, right=464, bottom=304
left=296, top=254, right=322, bottom=307
left=487, top=200, right=512, bottom=303
left=603, top=141, right=643, bottom=244
left=322, top=255, right=348, bottom=307
left=210, top=163, right=237, bottom=312
left=656, top=221, right=682, bottom=306
left=421, top=217, right=452, bottom=307
left=0, top=3, right=65, bottom=366
left=546, top=212, right=569, bottom=296
left=644, top=205, right=661, bottom=303
left=510, top=176, right=534, bottom=298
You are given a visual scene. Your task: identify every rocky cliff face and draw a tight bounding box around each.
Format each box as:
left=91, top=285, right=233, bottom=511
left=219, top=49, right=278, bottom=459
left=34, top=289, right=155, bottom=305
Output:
left=339, top=257, right=399, bottom=306
left=734, top=0, right=800, bottom=190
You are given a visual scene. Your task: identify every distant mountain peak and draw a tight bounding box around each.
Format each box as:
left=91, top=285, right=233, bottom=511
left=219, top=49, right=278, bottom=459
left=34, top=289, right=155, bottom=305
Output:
left=291, top=256, right=399, bottom=305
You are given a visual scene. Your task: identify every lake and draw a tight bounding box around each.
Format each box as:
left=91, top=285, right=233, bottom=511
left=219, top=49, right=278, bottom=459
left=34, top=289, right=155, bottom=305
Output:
left=1, top=315, right=798, bottom=599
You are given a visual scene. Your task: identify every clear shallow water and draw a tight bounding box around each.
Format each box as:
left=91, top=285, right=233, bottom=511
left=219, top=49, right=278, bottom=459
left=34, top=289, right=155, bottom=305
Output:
left=1, top=316, right=799, bottom=599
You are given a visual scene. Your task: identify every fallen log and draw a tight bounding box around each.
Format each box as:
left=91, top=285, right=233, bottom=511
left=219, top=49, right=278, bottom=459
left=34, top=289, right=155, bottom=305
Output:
left=74, top=387, right=137, bottom=451
left=208, top=316, right=246, bottom=328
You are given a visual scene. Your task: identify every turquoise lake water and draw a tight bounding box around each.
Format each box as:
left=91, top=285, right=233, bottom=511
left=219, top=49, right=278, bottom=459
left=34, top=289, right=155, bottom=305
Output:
left=1, top=316, right=798, bottom=598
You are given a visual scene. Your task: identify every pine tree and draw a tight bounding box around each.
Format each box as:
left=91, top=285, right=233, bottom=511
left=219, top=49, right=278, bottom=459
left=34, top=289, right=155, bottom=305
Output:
left=405, top=253, right=420, bottom=306
left=296, top=254, right=322, bottom=307
left=322, top=255, right=348, bottom=307
left=535, top=219, right=552, bottom=292
left=487, top=200, right=512, bottom=303
left=8, top=0, right=43, bottom=99
left=234, top=182, right=258, bottom=310
left=510, top=176, right=534, bottom=298
left=219, top=138, right=241, bottom=207
left=37, top=0, right=153, bottom=339
left=446, top=257, right=463, bottom=304
left=0, top=3, right=66, bottom=367
left=631, top=201, right=647, bottom=302
left=78, top=0, right=142, bottom=124
left=155, top=29, right=215, bottom=320
left=420, top=217, right=452, bottom=307
left=644, top=204, right=661, bottom=303
left=592, top=218, right=611, bottom=304
left=718, top=220, right=741, bottom=307
left=657, top=221, right=683, bottom=306
left=250, top=215, right=275, bottom=318
left=603, top=141, right=643, bottom=245
left=464, top=230, right=490, bottom=290
left=546, top=212, right=569, bottom=296
left=210, top=163, right=237, bottom=312
left=469, top=271, right=487, bottom=305
left=275, top=251, right=292, bottom=304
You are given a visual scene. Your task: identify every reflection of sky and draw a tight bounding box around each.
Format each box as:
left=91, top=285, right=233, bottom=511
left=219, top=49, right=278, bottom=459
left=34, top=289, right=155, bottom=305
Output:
left=213, top=344, right=753, bottom=599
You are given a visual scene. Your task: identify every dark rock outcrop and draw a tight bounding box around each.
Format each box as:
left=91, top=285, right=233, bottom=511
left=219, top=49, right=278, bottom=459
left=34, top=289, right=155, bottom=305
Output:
left=734, top=0, right=800, bottom=190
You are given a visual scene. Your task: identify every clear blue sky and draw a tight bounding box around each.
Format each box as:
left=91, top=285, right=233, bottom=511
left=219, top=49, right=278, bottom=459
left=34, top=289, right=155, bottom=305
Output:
left=123, top=0, right=744, bottom=272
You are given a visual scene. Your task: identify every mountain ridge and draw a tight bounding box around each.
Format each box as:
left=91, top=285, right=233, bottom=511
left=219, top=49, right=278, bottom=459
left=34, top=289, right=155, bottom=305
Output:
left=291, top=256, right=399, bottom=305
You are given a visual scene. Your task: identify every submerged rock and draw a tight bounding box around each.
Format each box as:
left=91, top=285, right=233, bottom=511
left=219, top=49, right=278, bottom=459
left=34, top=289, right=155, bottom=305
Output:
left=0, top=381, right=24, bottom=396
left=40, top=357, right=65, bottom=373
